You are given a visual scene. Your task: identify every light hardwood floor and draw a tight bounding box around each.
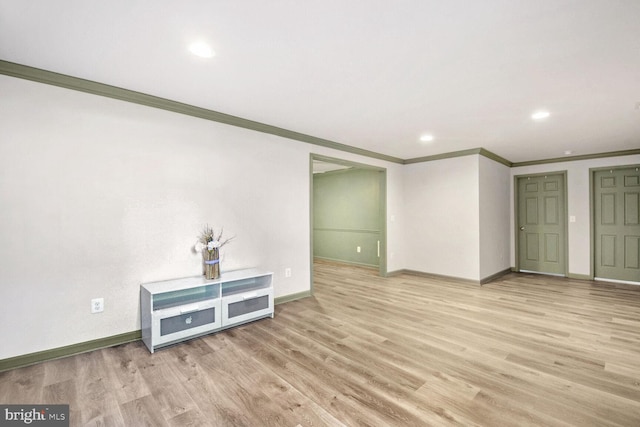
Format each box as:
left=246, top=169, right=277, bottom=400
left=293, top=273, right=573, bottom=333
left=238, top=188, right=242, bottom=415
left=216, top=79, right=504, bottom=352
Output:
left=1, top=261, right=640, bottom=426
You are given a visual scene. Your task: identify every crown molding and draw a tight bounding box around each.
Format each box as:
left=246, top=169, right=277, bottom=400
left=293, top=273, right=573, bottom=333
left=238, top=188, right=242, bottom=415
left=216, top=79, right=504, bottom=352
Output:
left=0, top=59, right=404, bottom=164
left=403, top=148, right=483, bottom=164
left=404, top=148, right=512, bottom=167
left=2, top=60, right=638, bottom=168
left=511, top=149, right=640, bottom=167
left=478, top=148, right=513, bottom=167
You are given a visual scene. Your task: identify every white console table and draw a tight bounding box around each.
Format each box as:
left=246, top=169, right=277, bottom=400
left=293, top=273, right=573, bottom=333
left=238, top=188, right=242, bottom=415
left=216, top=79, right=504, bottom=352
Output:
left=140, top=269, right=273, bottom=353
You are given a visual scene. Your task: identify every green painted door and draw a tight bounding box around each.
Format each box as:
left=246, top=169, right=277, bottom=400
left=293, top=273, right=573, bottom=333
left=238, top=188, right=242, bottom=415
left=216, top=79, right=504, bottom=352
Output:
left=594, top=167, right=640, bottom=282
left=517, top=174, right=566, bottom=275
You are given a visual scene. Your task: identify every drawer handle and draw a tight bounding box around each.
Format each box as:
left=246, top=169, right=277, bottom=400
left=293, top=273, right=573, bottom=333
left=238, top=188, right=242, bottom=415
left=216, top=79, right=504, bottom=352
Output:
left=242, top=292, right=258, bottom=300
left=180, top=305, right=200, bottom=314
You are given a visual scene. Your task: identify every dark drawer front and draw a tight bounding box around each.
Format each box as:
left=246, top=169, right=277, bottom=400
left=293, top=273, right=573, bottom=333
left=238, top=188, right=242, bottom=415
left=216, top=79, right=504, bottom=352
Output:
left=160, top=307, right=215, bottom=336
left=228, top=296, right=269, bottom=319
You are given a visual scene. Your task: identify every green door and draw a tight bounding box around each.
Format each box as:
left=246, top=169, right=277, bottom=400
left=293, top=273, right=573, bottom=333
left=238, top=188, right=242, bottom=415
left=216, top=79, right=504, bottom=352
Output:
left=517, top=173, right=566, bottom=275
left=594, top=167, right=640, bottom=283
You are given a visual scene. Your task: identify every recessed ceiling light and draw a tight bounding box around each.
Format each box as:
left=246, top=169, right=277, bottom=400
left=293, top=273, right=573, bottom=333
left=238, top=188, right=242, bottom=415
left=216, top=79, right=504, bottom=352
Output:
left=531, top=110, right=550, bottom=120
left=419, top=134, right=434, bottom=142
left=189, top=41, right=214, bottom=58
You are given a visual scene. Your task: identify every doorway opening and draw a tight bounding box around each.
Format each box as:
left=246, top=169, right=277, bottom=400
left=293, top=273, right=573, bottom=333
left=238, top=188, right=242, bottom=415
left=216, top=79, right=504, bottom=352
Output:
left=310, top=154, right=387, bottom=292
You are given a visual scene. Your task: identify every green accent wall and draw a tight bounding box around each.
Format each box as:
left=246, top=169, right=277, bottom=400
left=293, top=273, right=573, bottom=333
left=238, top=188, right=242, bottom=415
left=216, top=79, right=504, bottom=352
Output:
left=313, top=168, right=382, bottom=267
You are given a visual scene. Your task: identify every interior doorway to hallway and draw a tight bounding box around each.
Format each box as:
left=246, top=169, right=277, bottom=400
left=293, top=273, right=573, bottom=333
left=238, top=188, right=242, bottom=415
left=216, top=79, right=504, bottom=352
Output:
left=310, top=154, right=387, bottom=292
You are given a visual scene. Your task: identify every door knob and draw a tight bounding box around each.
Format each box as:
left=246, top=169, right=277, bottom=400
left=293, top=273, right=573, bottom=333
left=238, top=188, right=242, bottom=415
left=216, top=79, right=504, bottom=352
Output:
left=519, top=226, right=525, bottom=231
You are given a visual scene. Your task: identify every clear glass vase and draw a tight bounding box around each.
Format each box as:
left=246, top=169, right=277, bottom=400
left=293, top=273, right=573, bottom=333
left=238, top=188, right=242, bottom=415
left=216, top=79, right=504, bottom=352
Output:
left=203, top=248, right=220, bottom=279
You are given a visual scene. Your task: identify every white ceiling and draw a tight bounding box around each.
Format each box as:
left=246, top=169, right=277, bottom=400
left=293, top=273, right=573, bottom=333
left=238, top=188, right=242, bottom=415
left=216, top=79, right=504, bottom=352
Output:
left=1, top=0, right=639, bottom=163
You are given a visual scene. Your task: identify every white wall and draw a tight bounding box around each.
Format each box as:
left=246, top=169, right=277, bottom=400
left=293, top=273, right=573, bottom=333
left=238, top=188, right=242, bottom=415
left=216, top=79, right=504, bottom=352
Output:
left=510, top=154, right=640, bottom=277
left=0, top=75, right=405, bottom=359
left=385, top=163, right=406, bottom=271
left=403, top=155, right=480, bottom=280
left=479, top=156, right=511, bottom=279
left=5, top=69, right=634, bottom=361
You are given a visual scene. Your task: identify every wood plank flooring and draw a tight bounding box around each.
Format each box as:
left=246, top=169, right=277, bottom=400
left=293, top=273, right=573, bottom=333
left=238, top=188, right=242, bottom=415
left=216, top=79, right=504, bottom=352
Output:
left=2, top=261, right=640, bottom=426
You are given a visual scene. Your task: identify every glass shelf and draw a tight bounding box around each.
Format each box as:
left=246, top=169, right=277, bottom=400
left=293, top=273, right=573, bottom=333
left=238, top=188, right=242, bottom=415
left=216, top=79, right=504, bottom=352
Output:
left=153, top=284, right=218, bottom=311
left=221, top=275, right=272, bottom=297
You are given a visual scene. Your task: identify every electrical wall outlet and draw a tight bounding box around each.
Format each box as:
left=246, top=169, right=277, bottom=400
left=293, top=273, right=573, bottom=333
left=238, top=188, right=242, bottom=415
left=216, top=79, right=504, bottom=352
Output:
left=91, top=298, right=104, bottom=314
left=357, top=246, right=361, bottom=253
